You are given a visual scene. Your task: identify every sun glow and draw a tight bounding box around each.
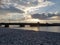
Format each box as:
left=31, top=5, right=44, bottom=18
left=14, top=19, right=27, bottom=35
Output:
left=24, top=19, right=40, bottom=23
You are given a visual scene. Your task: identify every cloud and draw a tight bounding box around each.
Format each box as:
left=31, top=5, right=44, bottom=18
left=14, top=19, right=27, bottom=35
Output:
left=10, top=0, right=54, bottom=14
left=0, top=0, right=55, bottom=14
left=24, top=0, right=55, bottom=14
left=38, top=0, right=45, bottom=2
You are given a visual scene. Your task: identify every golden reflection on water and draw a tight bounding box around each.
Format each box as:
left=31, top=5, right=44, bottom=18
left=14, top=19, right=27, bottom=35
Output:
left=9, top=25, right=39, bottom=31
left=6, top=25, right=60, bottom=32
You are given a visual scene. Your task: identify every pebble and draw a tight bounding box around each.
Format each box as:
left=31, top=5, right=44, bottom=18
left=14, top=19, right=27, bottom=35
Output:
left=0, top=28, right=60, bottom=45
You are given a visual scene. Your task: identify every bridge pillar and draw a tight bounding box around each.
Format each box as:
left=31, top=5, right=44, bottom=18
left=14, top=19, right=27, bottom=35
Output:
left=5, top=25, right=9, bottom=27
left=20, top=25, right=25, bottom=27
left=30, top=25, right=34, bottom=27
left=30, top=25, right=37, bottom=27
left=0, top=25, right=2, bottom=27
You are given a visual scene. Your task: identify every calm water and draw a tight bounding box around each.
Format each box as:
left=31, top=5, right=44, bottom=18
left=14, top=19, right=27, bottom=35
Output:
left=8, top=25, right=60, bottom=33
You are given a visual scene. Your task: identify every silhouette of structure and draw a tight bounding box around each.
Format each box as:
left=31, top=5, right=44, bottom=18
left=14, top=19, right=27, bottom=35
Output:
left=0, top=23, right=60, bottom=27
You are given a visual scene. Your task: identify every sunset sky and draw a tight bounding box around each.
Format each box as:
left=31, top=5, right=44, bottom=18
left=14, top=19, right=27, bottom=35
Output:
left=0, top=0, right=60, bottom=21
left=25, top=0, right=60, bottom=14
left=0, top=0, right=60, bottom=14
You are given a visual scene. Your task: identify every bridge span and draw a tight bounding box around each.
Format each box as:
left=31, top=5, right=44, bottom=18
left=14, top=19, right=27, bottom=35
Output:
left=0, top=23, right=60, bottom=27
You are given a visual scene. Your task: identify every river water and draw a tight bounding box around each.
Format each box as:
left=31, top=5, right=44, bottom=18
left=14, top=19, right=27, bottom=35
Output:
left=8, top=25, right=60, bottom=33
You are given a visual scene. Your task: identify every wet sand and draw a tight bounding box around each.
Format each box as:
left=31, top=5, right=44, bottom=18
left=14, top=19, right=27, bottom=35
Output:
left=0, top=28, right=60, bottom=45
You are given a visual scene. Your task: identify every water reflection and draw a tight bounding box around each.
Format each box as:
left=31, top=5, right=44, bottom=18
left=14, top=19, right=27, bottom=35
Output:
left=9, top=25, right=38, bottom=31
left=39, top=26, right=60, bottom=32
left=9, top=25, right=60, bottom=33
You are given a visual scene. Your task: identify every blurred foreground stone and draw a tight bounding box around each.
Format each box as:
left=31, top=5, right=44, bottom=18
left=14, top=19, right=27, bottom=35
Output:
left=0, top=28, right=60, bottom=45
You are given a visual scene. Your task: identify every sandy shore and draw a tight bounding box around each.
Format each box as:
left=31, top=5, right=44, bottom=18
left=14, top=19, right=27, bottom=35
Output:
left=0, top=28, right=60, bottom=45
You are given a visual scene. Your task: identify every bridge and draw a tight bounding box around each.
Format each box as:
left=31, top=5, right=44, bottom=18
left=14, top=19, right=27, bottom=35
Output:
left=0, top=23, right=60, bottom=27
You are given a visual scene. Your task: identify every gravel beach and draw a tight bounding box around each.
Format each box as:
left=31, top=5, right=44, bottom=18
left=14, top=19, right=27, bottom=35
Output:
left=0, top=28, right=60, bottom=45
